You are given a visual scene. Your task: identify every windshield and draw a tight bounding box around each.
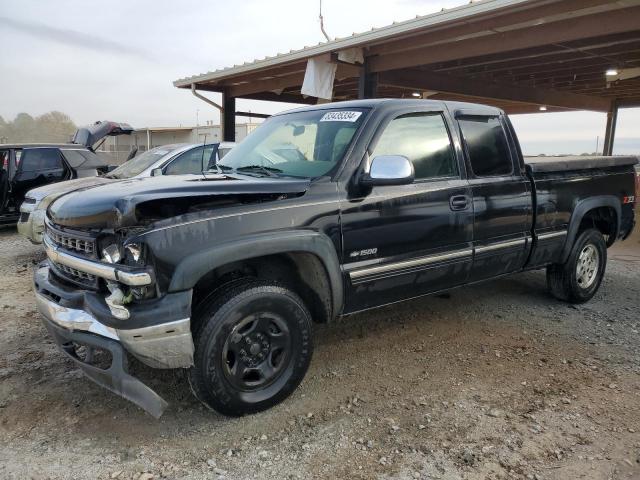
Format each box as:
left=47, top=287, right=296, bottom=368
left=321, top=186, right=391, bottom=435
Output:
left=217, top=108, right=368, bottom=178
left=107, top=145, right=183, bottom=178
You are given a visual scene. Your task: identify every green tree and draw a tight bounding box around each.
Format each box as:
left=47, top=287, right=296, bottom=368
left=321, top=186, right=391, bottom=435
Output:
left=0, top=111, right=77, bottom=143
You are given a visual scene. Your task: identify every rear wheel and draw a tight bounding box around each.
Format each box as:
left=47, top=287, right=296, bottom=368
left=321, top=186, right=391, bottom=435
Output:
left=188, top=279, right=313, bottom=416
left=546, top=228, right=607, bottom=304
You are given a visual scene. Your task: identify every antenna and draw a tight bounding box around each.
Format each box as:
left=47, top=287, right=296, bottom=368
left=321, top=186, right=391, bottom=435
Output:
left=200, top=133, right=209, bottom=180
left=319, top=0, right=331, bottom=42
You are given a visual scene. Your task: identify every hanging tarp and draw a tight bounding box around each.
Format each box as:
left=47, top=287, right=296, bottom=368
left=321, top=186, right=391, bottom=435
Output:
left=301, top=54, right=337, bottom=100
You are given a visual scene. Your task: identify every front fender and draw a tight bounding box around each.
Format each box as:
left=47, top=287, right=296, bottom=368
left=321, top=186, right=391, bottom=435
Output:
left=168, top=230, right=344, bottom=317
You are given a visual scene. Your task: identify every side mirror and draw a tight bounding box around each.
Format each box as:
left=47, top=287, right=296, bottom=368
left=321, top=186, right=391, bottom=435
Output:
left=360, top=155, right=414, bottom=187
left=150, top=168, right=163, bottom=177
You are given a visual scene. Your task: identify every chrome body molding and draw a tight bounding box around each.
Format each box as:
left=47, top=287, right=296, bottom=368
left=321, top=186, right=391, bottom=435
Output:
left=35, top=288, right=193, bottom=369
left=537, top=230, right=567, bottom=240
left=348, top=235, right=538, bottom=282
left=474, top=237, right=528, bottom=254
left=349, top=248, right=473, bottom=280
left=44, top=236, right=153, bottom=286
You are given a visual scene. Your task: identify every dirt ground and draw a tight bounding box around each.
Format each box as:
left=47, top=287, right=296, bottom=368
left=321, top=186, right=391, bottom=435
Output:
left=0, top=224, right=639, bottom=480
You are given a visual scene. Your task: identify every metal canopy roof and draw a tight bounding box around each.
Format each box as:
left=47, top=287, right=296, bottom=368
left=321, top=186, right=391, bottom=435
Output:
left=175, top=0, right=640, bottom=114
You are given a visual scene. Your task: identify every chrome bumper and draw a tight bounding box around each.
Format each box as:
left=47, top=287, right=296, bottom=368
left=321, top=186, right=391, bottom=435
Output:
left=43, top=236, right=153, bottom=287
left=35, top=276, right=194, bottom=370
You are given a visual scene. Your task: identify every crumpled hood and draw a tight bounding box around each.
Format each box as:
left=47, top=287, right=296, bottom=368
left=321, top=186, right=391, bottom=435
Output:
left=48, top=174, right=310, bottom=229
left=25, top=176, right=114, bottom=203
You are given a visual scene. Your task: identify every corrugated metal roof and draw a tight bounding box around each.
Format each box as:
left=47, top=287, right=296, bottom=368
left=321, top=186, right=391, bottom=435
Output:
left=173, top=0, right=531, bottom=87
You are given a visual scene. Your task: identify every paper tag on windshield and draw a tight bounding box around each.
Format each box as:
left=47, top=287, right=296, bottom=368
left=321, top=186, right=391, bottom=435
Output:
left=320, top=111, right=362, bottom=122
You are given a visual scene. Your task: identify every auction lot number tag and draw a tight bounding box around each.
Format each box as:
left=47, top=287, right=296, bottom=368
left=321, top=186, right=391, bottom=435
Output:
left=320, top=111, right=362, bottom=122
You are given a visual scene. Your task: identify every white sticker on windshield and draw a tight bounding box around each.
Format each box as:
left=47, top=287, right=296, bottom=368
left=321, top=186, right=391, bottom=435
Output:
left=320, top=111, right=362, bottom=122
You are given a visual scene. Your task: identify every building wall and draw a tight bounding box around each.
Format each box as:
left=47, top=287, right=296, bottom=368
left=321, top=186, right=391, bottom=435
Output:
left=97, top=123, right=261, bottom=164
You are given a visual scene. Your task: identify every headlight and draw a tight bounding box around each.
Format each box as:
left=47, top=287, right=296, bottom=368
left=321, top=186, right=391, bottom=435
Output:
left=101, top=244, right=121, bottom=264
left=125, top=243, right=142, bottom=263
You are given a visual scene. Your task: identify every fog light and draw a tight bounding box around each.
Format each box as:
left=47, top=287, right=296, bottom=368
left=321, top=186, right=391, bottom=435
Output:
left=102, top=244, right=121, bottom=264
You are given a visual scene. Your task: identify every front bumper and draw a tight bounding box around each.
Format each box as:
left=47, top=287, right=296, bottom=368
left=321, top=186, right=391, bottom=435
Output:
left=34, top=264, right=195, bottom=417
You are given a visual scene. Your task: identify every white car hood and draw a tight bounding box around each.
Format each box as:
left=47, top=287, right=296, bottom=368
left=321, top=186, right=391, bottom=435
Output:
left=25, top=176, right=113, bottom=203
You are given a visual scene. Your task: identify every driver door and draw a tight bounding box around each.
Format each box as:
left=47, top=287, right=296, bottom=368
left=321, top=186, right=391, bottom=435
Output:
left=341, top=108, right=473, bottom=312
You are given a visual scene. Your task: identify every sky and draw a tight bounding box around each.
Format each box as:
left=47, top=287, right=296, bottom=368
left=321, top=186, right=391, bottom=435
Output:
left=0, top=0, right=638, bottom=155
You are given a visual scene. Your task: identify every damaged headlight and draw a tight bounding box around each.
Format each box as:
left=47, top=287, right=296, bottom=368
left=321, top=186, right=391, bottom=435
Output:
left=125, top=243, right=142, bottom=263
left=101, top=244, right=121, bottom=264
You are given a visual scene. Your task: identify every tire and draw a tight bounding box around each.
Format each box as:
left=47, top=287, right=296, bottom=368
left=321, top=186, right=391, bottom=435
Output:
left=546, top=228, right=607, bottom=304
left=188, top=278, right=313, bottom=416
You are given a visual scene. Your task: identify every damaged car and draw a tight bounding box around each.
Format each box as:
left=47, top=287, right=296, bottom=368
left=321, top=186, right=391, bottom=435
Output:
left=33, top=100, right=637, bottom=418
left=18, top=141, right=235, bottom=243
left=1, top=121, right=132, bottom=226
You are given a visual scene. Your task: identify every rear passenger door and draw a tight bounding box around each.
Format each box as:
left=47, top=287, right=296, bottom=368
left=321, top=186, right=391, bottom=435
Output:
left=12, top=148, right=68, bottom=204
left=342, top=108, right=473, bottom=312
left=457, top=114, right=532, bottom=282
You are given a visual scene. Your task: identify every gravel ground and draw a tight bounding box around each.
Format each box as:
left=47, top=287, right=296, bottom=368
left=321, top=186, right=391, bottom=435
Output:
left=0, top=224, right=639, bottom=480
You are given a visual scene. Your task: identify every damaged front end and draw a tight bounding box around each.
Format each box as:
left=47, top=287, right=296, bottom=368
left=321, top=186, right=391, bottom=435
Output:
left=34, top=174, right=310, bottom=416
left=35, top=219, right=194, bottom=417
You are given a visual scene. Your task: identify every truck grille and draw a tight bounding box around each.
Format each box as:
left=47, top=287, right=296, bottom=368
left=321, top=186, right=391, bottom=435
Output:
left=46, top=223, right=96, bottom=256
left=50, top=261, right=99, bottom=289
left=45, top=221, right=100, bottom=289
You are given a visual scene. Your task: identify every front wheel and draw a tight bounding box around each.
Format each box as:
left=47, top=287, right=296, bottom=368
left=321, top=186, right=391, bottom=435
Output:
left=188, top=279, right=313, bottom=416
left=546, top=228, right=607, bottom=304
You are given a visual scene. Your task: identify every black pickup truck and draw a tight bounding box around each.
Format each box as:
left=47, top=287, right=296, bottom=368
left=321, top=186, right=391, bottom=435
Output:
left=33, top=100, right=637, bottom=417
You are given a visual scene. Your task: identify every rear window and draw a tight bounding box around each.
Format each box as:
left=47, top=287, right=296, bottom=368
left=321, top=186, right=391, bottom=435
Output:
left=459, top=116, right=513, bottom=177
left=61, top=149, right=101, bottom=168
left=20, top=148, right=64, bottom=171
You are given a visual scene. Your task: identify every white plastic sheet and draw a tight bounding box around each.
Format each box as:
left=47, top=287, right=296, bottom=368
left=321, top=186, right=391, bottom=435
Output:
left=301, top=54, right=337, bottom=100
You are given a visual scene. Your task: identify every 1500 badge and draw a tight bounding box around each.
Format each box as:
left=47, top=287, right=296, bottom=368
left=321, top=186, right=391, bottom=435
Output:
left=350, top=248, right=378, bottom=258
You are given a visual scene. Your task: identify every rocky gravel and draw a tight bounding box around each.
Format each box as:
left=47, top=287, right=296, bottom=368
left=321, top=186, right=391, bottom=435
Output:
left=0, top=224, right=639, bottom=480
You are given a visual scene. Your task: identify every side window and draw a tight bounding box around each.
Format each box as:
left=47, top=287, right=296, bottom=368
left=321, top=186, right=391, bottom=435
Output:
left=458, top=116, right=512, bottom=177
left=165, top=146, right=213, bottom=175
left=371, top=113, right=457, bottom=180
left=0, top=150, right=8, bottom=172
left=20, top=148, right=64, bottom=171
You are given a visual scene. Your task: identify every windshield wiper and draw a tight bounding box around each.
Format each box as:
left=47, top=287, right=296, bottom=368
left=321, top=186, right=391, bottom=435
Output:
left=235, top=165, right=282, bottom=177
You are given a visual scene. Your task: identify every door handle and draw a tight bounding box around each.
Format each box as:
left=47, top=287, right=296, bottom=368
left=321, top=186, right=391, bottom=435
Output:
left=449, top=195, right=469, bottom=211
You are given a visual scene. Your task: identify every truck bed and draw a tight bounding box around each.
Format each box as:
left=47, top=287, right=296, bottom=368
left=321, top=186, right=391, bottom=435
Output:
left=524, top=155, right=638, bottom=173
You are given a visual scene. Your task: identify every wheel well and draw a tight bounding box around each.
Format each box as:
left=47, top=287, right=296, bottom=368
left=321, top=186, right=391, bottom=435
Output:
left=191, top=252, right=333, bottom=324
left=578, top=207, right=617, bottom=246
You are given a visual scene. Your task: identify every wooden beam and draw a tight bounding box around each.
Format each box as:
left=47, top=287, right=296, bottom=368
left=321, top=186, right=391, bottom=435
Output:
left=226, top=62, right=359, bottom=97
left=369, top=6, right=640, bottom=73
left=618, top=98, right=640, bottom=107
left=222, top=93, right=236, bottom=142
left=239, top=91, right=317, bottom=105
left=368, top=0, right=619, bottom=57
left=435, top=38, right=640, bottom=74
left=228, top=72, right=304, bottom=97
left=378, top=69, right=611, bottom=111
left=235, top=111, right=270, bottom=119
left=603, top=100, right=619, bottom=155
left=219, top=62, right=306, bottom=86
